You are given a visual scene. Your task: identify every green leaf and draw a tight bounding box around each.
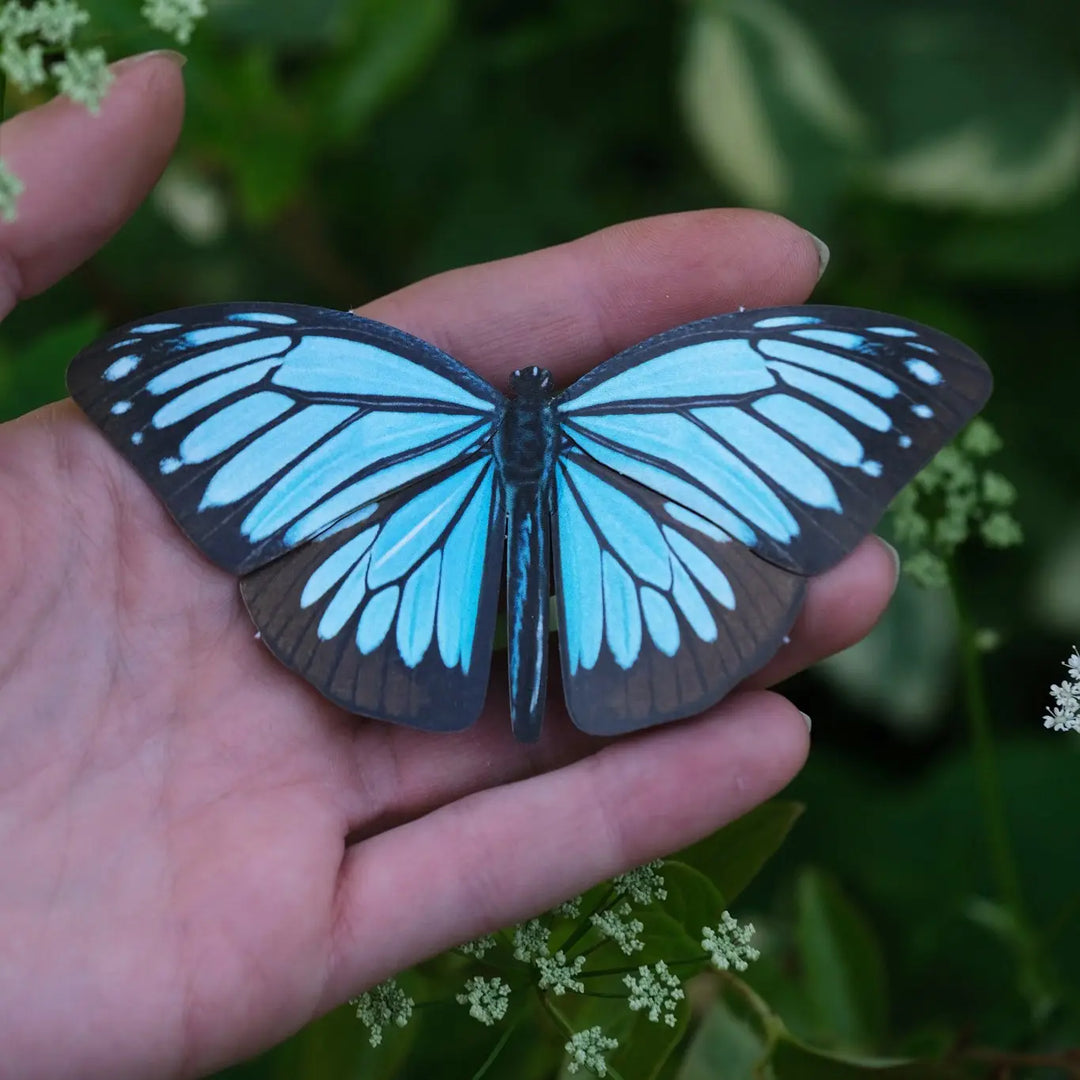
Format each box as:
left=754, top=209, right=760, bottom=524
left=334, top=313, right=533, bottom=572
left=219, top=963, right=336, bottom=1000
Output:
left=794, top=869, right=888, bottom=1053
left=678, top=801, right=804, bottom=903
left=632, top=908, right=703, bottom=973
left=862, top=10, right=1080, bottom=211
left=676, top=998, right=770, bottom=1080
left=679, top=0, right=864, bottom=216
left=661, top=861, right=729, bottom=935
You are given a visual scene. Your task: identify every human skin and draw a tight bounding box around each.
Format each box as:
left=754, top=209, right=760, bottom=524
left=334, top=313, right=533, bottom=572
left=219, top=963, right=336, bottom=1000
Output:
left=0, top=53, right=898, bottom=1080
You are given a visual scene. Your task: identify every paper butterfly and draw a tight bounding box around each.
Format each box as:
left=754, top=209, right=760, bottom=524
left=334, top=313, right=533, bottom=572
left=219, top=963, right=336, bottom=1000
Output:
left=66, top=302, right=991, bottom=741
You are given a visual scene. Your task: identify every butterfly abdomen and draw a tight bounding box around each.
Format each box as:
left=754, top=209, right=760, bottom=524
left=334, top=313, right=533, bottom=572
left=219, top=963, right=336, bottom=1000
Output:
left=497, top=368, right=559, bottom=740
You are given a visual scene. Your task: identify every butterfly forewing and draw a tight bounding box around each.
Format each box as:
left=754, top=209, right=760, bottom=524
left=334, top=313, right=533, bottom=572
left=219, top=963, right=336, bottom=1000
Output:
left=553, top=447, right=806, bottom=735
left=240, top=452, right=505, bottom=729
left=556, top=305, right=992, bottom=576
left=66, top=303, right=503, bottom=574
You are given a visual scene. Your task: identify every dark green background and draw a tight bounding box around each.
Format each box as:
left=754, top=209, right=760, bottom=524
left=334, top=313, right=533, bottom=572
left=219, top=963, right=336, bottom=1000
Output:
left=2, top=1, right=1078, bottom=1076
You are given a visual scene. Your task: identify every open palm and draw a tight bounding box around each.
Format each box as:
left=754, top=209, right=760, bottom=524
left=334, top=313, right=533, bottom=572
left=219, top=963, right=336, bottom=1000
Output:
left=0, top=58, right=898, bottom=1080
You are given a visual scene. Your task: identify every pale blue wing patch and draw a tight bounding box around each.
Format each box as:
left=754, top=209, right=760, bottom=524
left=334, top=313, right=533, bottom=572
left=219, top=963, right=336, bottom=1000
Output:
left=239, top=455, right=504, bottom=730
left=67, top=302, right=504, bottom=577
left=556, top=455, right=740, bottom=674
left=555, top=305, right=987, bottom=576
left=553, top=449, right=807, bottom=736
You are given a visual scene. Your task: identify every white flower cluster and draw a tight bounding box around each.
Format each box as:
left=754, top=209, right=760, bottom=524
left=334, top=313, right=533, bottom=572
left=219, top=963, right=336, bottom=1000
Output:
left=140, top=0, right=206, bottom=45
left=624, top=960, right=684, bottom=1026
left=456, top=976, right=511, bottom=1026
left=891, top=418, right=1021, bottom=589
left=701, top=911, right=760, bottom=972
left=512, top=918, right=550, bottom=963
left=1044, top=648, right=1080, bottom=733
left=457, top=932, right=497, bottom=959
left=350, top=978, right=415, bottom=1047
left=536, top=949, right=586, bottom=995
left=0, top=0, right=107, bottom=111
left=612, top=859, right=668, bottom=906
left=590, top=900, right=644, bottom=955
left=554, top=894, right=583, bottom=919
left=565, top=1026, right=619, bottom=1077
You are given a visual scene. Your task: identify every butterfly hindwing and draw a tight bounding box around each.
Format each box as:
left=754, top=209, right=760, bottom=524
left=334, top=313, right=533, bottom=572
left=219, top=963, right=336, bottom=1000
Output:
left=66, top=302, right=503, bottom=574
left=553, top=446, right=806, bottom=736
left=556, top=305, right=992, bottom=576
left=240, top=452, right=505, bottom=730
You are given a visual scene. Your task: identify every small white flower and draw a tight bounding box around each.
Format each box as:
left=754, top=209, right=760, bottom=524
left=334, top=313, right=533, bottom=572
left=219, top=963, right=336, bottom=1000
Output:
left=702, top=911, right=760, bottom=972
left=554, top=895, right=583, bottom=919
left=624, top=960, right=685, bottom=1026
left=29, top=0, right=89, bottom=44
left=140, top=0, right=206, bottom=44
left=590, top=900, right=644, bottom=955
left=1044, top=649, right=1080, bottom=734
left=51, top=45, right=112, bottom=113
left=612, top=859, right=667, bottom=906
left=536, top=950, right=586, bottom=995
left=565, top=1026, right=619, bottom=1077
left=1068, top=651, right=1080, bottom=681
left=0, top=39, right=47, bottom=90
left=350, top=978, right=414, bottom=1048
left=457, top=933, right=498, bottom=959
left=512, top=918, right=550, bottom=963
left=456, top=976, right=511, bottom=1026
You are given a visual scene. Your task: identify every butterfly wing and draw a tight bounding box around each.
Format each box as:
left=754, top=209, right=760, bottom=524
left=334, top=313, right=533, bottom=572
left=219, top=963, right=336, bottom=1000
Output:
left=553, top=446, right=805, bottom=735
left=240, top=452, right=505, bottom=729
left=556, top=305, right=992, bottom=576
left=67, top=302, right=504, bottom=574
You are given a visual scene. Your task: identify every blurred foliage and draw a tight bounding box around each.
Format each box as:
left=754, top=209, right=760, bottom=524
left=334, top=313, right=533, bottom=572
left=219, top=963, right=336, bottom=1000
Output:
left=2, top=0, right=1080, bottom=1077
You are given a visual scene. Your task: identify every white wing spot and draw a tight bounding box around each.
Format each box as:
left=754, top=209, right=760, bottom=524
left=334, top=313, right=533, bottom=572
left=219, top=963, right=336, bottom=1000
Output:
left=104, top=356, right=139, bottom=381
left=905, top=358, right=943, bottom=385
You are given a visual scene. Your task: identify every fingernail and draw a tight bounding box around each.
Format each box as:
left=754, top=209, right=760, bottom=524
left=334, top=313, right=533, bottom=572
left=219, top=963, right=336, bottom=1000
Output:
left=799, top=710, right=812, bottom=733
left=805, top=231, right=830, bottom=281
left=111, top=49, right=188, bottom=72
left=880, top=538, right=901, bottom=592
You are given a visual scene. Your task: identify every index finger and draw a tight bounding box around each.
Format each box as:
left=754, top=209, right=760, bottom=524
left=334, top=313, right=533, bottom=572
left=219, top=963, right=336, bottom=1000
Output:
left=357, top=209, right=826, bottom=384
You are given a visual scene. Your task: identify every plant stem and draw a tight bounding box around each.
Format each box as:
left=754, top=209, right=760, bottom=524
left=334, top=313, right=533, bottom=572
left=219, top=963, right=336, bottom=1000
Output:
left=469, top=1007, right=528, bottom=1080
left=949, top=564, right=1025, bottom=919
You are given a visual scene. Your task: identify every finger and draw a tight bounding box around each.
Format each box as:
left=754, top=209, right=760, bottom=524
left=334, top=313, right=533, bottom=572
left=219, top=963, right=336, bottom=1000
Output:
left=324, top=690, right=808, bottom=999
left=0, top=51, right=186, bottom=317
left=332, top=536, right=893, bottom=830
left=746, top=535, right=901, bottom=690
left=357, top=209, right=825, bottom=384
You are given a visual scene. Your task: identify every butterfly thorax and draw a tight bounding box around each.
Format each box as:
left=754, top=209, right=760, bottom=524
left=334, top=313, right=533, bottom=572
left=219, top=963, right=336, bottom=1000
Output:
left=496, top=367, right=558, bottom=486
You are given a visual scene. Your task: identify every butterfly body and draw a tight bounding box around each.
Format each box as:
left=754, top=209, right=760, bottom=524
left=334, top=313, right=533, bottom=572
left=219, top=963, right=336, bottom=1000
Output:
left=494, top=368, right=560, bottom=740
left=66, top=302, right=992, bottom=740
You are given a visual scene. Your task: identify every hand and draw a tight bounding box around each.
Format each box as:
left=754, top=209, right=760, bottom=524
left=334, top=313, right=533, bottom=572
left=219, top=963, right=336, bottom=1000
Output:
left=0, top=56, right=898, bottom=1080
